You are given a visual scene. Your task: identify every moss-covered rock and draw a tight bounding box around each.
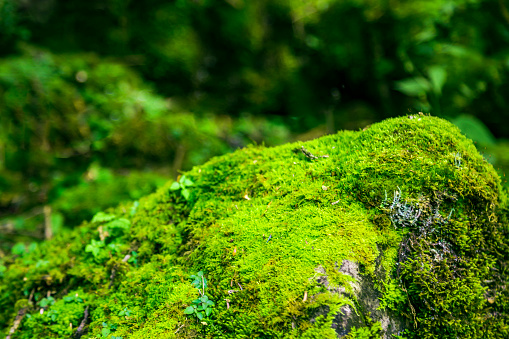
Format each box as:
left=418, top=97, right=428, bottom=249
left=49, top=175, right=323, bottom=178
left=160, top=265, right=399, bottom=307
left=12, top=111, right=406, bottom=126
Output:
left=1, top=115, right=507, bottom=338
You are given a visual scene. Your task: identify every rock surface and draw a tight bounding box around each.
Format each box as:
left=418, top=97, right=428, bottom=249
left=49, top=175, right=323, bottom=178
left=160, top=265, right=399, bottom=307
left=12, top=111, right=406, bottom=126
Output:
left=0, top=115, right=507, bottom=339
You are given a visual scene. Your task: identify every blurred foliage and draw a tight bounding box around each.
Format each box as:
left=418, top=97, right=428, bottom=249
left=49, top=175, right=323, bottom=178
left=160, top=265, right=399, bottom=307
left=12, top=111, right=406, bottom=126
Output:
left=2, top=0, right=508, bottom=134
left=0, top=46, right=290, bottom=250
left=1, top=0, right=509, bottom=248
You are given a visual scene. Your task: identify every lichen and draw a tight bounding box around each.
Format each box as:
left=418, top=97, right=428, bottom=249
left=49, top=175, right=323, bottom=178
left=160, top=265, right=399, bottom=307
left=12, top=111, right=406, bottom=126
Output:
left=0, top=115, right=507, bottom=338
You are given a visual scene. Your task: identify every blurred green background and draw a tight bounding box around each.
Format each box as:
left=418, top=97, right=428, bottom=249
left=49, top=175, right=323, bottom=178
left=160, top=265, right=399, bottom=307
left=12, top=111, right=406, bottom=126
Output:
left=1, top=0, right=508, bottom=254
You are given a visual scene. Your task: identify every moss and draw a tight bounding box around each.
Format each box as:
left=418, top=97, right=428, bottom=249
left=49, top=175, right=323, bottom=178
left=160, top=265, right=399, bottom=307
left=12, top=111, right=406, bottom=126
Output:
left=0, top=115, right=507, bottom=338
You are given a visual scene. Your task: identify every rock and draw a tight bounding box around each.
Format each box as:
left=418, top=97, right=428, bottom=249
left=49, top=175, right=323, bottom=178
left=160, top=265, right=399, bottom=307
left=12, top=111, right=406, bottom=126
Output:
left=0, top=115, right=507, bottom=338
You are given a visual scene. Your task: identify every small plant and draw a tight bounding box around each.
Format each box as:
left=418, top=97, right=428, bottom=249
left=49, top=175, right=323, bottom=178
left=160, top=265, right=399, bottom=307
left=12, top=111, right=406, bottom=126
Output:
left=170, top=175, right=194, bottom=200
left=85, top=239, right=105, bottom=258
left=127, top=251, right=138, bottom=267
left=118, top=307, right=131, bottom=318
left=38, top=296, right=55, bottom=308
left=101, top=322, right=121, bottom=338
left=184, top=271, right=215, bottom=320
left=63, top=294, right=83, bottom=303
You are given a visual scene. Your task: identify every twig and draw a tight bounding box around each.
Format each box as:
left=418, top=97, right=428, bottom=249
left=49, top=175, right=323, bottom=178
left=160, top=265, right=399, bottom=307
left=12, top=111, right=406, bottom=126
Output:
left=6, top=308, right=27, bottom=339
left=108, top=265, right=117, bottom=289
left=294, top=146, right=329, bottom=160
left=74, top=306, right=89, bottom=339
left=43, top=205, right=52, bottom=240
left=401, top=283, right=417, bottom=328
left=174, top=323, right=185, bottom=334
left=261, top=201, right=272, bottom=217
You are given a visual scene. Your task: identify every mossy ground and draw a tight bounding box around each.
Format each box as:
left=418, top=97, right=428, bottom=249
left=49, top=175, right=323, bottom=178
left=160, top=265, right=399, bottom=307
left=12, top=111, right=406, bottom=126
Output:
left=0, top=115, right=507, bottom=338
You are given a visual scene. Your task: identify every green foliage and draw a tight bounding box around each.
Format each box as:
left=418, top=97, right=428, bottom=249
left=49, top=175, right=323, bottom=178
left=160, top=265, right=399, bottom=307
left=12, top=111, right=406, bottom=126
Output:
left=101, top=322, right=122, bottom=338
left=2, top=0, right=508, bottom=136
left=451, top=114, right=496, bottom=146
left=0, top=45, right=292, bottom=251
left=345, top=320, right=382, bottom=339
left=377, top=278, right=407, bottom=312
left=84, top=212, right=131, bottom=263
left=19, top=290, right=92, bottom=338
left=169, top=175, right=194, bottom=201
left=183, top=271, right=215, bottom=321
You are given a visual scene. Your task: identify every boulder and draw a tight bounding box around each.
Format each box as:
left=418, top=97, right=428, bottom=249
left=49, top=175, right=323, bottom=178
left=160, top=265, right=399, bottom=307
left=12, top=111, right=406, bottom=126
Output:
left=0, top=115, right=507, bottom=338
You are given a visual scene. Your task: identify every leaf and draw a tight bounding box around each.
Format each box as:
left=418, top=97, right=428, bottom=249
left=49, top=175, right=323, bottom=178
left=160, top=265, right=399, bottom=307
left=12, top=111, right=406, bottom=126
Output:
left=394, top=77, right=430, bottom=96
left=169, top=182, right=180, bottom=190
left=105, top=218, right=131, bottom=229
left=91, top=212, right=116, bottom=223
left=39, top=296, right=55, bottom=308
left=200, top=295, right=209, bottom=303
left=91, top=239, right=105, bottom=247
left=182, top=188, right=190, bottom=200
left=101, top=327, right=110, bottom=337
left=11, top=243, right=26, bottom=256
left=107, top=243, right=121, bottom=253
left=428, top=65, right=447, bottom=95
left=196, top=312, right=204, bottom=320
left=205, top=307, right=212, bottom=317
left=183, top=177, right=194, bottom=187
left=451, top=114, right=496, bottom=146
left=206, top=300, right=214, bottom=307
left=184, top=306, right=195, bottom=314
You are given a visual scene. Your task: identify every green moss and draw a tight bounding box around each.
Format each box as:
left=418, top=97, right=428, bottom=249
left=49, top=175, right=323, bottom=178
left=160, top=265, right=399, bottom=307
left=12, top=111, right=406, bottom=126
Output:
left=0, top=115, right=507, bottom=338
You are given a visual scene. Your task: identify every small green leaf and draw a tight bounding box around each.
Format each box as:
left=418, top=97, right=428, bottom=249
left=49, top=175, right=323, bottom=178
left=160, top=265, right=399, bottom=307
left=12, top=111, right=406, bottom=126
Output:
left=428, top=65, right=447, bottom=95
left=101, top=327, right=110, bottom=337
left=170, top=182, right=180, bottom=190
left=200, top=295, right=209, bottom=303
left=183, top=177, right=194, bottom=187
left=105, top=218, right=131, bottom=229
left=39, top=296, right=55, bottom=308
left=184, top=306, right=195, bottom=314
left=182, top=189, right=190, bottom=200
left=91, top=212, right=116, bottom=224
left=11, top=243, right=26, bottom=256
left=196, top=312, right=204, bottom=320
left=205, top=307, right=212, bottom=317
left=394, top=77, right=430, bottom=96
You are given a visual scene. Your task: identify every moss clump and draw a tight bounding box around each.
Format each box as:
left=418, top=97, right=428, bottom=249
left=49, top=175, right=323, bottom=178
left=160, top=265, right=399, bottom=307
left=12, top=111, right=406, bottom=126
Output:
left=0, top=115, right=507, bottom=338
